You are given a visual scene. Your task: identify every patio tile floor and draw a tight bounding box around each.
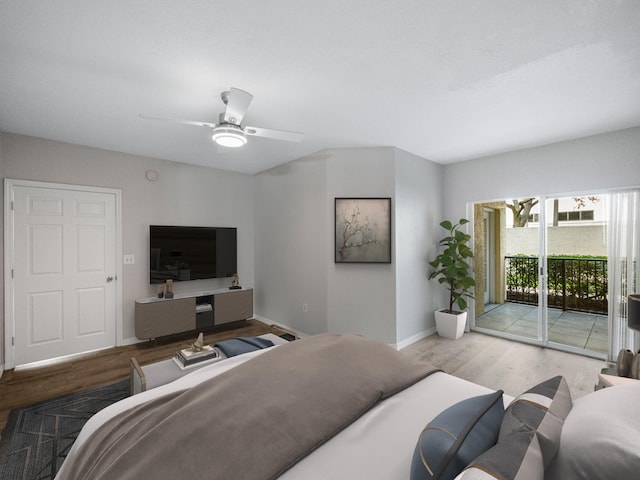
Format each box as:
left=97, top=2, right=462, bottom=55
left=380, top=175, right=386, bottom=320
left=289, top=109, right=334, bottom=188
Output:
left=476, top=302, right=608, bottom=355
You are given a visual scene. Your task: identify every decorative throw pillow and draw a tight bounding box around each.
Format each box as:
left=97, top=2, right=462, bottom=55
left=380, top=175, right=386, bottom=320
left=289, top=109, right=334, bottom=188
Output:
left=499, top=375, right=572, bottom=467
left=410, top=390, right=504, bottom=480
left=453, top=431, right=544, bottom=480
left=545, top=382, right=640, bottom=480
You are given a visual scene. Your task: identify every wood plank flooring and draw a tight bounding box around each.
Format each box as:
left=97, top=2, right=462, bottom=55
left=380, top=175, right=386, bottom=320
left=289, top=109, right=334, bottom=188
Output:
left=0, top=319, right=275, bottom=438
left=0, top=322, right=611, bottom=441
left=401, top=330, right=610, bottom=400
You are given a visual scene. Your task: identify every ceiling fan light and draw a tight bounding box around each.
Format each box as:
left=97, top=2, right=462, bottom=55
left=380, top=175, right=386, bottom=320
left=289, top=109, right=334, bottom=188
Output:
left=212, top=125, right=247, bottom=148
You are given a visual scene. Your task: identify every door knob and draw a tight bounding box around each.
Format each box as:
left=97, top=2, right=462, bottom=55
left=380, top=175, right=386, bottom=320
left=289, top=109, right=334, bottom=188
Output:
left=106, top=276, right=114, bottom=283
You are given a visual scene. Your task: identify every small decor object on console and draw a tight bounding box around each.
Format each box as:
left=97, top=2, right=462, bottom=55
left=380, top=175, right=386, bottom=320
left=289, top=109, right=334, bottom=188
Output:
left=191, top=332, right=205, bottom=352
left=175, top=332, right=219, bottom=367
left=165, top=279, right=174, bottom=298
left=156, top=284, right=164, bottom=298
left=229, top=273, right=241, bottom=290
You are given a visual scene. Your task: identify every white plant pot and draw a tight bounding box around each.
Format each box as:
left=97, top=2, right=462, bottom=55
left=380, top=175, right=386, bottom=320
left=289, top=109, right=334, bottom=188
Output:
left=435, top=310, right=467, bottom=340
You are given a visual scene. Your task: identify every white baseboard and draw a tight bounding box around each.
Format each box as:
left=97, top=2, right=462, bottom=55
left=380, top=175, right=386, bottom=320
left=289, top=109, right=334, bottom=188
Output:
left=254, top=315, right=435, bottom=350
left=394, top=326, right=437, bottom=351
left=119, top=336, right=143, bottom=347
left=0, top=364, right=4, bottom=379
left=252, top=315, right=308, bottom=338
left=254, top=315, right=435, bottom=351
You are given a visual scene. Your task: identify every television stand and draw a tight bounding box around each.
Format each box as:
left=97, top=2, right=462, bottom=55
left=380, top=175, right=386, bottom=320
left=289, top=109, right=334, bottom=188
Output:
left=134, top=287, right=253, bottom=340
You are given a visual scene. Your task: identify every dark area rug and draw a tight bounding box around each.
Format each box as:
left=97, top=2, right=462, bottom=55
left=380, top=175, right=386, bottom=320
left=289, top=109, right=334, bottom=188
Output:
left=0, top=379, right=129, bottom=480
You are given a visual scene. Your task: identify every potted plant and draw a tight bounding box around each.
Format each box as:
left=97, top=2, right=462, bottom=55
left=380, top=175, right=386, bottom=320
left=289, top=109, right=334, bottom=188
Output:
left=428, top=218, right=476, bottom=339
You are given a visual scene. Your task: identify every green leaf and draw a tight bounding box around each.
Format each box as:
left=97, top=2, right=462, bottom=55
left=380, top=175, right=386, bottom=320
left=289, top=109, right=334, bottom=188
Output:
left=428, top=218, right=475, bottom=311
left=456, top=297, right=468, bottom=310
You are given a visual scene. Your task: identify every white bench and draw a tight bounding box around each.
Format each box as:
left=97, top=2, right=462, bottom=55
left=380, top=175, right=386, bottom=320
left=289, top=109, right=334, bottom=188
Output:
left=130, top=333, right=289, bottom=395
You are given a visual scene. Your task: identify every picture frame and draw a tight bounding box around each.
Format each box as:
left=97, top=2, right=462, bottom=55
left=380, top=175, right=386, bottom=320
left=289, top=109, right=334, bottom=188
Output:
left=335, top=197, right=391, bottom=263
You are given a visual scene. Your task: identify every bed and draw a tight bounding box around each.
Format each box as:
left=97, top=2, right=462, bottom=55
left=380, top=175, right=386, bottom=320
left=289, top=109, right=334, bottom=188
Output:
left=55, top=333, right=640, bottom=480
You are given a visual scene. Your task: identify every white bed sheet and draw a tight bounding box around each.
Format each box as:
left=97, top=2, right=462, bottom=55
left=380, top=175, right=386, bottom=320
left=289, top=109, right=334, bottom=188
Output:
left=57, top=344, right=510, bottom=480
left=281, top=372, right=508, bottom=479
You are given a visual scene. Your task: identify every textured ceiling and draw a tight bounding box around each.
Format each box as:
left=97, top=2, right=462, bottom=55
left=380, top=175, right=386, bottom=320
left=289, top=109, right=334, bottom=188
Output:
left=1, top=0, right=639, bottom=174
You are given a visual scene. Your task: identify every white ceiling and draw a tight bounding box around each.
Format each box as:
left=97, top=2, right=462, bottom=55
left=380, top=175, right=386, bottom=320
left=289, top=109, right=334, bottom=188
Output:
left=1, top=1, right=639, bottom=174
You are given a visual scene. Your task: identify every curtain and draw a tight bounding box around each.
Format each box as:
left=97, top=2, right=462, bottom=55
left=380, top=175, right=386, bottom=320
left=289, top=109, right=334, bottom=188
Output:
left=608, top=189, right=640, bottom=361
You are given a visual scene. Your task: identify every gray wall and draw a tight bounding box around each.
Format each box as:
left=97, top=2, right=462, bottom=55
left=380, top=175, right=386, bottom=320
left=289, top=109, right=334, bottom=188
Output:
left=0, top=133, right=256, bottom=356
left=326, top=148, right=397, bottom=344
left=2, top=125, right=638, bottom=370
left=441, top=126, right=640, bottom=324
left=254, top=154, right=329, bottom=335
left=0, top=133, right=3, bottom=369
left=394, top=149, right=444, bottom=346
left=255, top=147, right=444, bottom=347
left=443, top=126, right=640, bottom=220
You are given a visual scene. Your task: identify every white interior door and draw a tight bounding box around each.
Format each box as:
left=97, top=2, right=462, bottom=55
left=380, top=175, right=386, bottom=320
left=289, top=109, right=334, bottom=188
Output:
left=6, top=181, right=119, bottom=367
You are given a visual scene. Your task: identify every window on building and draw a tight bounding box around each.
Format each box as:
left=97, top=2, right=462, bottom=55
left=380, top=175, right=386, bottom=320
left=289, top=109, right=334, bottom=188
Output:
left=557, top=210, right=594, bottom=222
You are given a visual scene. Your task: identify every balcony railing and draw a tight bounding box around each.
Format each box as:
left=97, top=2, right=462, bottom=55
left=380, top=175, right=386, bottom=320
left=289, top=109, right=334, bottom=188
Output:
left=505, top=256, right=608, bottom=314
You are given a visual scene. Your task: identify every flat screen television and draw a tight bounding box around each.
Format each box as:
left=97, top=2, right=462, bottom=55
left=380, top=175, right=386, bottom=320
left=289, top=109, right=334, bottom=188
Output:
left=149, top=225, right=237, bottom=284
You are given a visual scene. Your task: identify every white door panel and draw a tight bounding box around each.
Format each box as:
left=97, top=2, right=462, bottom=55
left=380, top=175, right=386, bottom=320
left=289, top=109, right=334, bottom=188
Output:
left=30, top=224, right=63, bottom=274
left=9, top=184, right=118, bottom=366
left=77, top=286, right=107, bottom=336
left=29, top=290, right=63, bottom=344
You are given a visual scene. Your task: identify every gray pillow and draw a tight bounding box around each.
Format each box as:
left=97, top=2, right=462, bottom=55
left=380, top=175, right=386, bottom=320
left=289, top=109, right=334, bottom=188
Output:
left=454, top=431, right=544, bottom=480
left=545, top=382, right=640, bottom=479
left=499, top=375, right=572, bottom=467
left=410, top=390, right=504, bottom=480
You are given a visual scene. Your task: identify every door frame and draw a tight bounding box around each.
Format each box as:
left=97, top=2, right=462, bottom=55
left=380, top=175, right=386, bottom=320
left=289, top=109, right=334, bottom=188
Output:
left=483, top=208, right=496, bottom=304
left=4, top=179, right=123, bottom=370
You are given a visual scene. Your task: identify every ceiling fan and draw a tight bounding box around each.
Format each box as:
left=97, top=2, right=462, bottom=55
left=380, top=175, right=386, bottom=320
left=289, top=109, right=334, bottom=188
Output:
left=140, top=87, right=304, bottom=148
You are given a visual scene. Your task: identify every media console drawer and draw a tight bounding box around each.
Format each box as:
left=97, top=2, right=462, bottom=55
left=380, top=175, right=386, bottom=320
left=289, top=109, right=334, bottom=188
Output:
left=214, top=289, right=253, bottom=325
left=135, top=288, right=253, bottom=340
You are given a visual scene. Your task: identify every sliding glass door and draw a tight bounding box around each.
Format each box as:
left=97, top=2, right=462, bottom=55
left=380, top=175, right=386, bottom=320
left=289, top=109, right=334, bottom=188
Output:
left=474, top=199, right=541, bottom=342
left=474, top=194, right=609, bottom=358
left=544, top=196, right=608, bottom=354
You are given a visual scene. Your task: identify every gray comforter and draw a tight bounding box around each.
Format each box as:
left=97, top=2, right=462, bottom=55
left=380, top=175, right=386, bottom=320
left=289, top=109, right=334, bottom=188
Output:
left=58, top=333, right=437, bottom=480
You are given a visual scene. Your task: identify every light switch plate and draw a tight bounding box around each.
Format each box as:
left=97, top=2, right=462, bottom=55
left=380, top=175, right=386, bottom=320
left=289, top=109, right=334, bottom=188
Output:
left=124, top=254, right=135, bottom=264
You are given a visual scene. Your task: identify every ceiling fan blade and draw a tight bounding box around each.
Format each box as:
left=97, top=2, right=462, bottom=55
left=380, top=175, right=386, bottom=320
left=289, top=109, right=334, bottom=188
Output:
left=223, top=88, right=253, bottom=124
left=244, top=126, right=304, bottom=143
left=139, top=114, right=216, bottom=129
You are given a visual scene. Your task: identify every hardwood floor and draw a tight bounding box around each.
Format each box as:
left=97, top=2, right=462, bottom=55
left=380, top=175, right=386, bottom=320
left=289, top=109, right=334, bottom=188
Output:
left=0, top=322, right=611, bottom=440
left=401, top=330, right=610, bottom=400
left=0, top=319, right=275, bottom=438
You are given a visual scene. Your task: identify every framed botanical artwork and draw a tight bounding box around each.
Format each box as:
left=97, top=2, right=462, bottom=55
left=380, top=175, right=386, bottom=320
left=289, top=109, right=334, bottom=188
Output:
left=335, top=197, right=391, bottom=263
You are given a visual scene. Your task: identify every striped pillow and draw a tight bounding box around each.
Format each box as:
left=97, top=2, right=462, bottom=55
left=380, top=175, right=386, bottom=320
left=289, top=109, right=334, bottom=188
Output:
left=499, top=376, right=572, bottom=467
left=454, top=376, right=572, bottom=480
left=454, top=431, right=544, bottom=480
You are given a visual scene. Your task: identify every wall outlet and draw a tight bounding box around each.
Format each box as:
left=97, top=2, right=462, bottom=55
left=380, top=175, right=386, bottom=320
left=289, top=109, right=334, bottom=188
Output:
left=302, top=303, right=308, bottom=312
left=124, top=254, right=135, bottom=265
